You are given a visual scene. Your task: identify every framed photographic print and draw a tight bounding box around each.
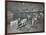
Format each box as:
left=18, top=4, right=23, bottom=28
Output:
left=5, top=0, right=44, bottom=35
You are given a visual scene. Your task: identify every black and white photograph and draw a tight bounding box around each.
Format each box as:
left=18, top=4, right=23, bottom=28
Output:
left=6, top=1, right=44, bottom=34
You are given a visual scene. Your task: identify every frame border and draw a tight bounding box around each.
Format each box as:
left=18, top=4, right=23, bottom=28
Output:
left=5, top=0, right=45, bottom=35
